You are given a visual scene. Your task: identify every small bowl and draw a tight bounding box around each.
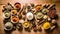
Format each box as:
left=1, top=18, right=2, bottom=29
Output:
left=43, top=22, right=51, bottom=30
left=47, top=9, right=56, bottom=18
left=52, top=19, right=56, bottom=24
left=14, top=2, right=21, bottom=9
left=11, top=9, right=17, bottom=15
left=23, top=21, right=29, bottom=28
left=11, top=16, right=19, bottom=24
left=43, top=15, right=48, bottom=19
left=42, top=8, right=49, bottom=14
left=3, top=11, right=11, bottom=19
left=4, top=22, right=13, bottom=31
left=36, top=12, right=44, bottom=19
left=26, top=12, right=34, bottom=20
left=35, top=5, right=42, bottom=10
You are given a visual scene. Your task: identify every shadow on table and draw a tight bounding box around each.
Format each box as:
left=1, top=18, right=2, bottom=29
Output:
left=4, top=27, right=16, bottom=34
left=45, top=24, right=60, bottom=34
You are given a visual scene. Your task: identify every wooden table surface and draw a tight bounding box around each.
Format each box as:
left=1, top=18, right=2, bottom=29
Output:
left=0, top=2, right=60, bottom=34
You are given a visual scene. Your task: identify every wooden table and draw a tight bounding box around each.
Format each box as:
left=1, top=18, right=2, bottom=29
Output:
left=0, top=3, right=60, bottom=34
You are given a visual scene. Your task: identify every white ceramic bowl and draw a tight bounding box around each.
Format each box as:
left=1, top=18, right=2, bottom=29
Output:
left=26, top=12, right=34, bottom=20
left=4, top=22, right=13, bottom=31
left=42, top=8, right=49, bottom=14
left=3, top=12, right=11, bottom=19
left=36, top=12, right=44, bottom=19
